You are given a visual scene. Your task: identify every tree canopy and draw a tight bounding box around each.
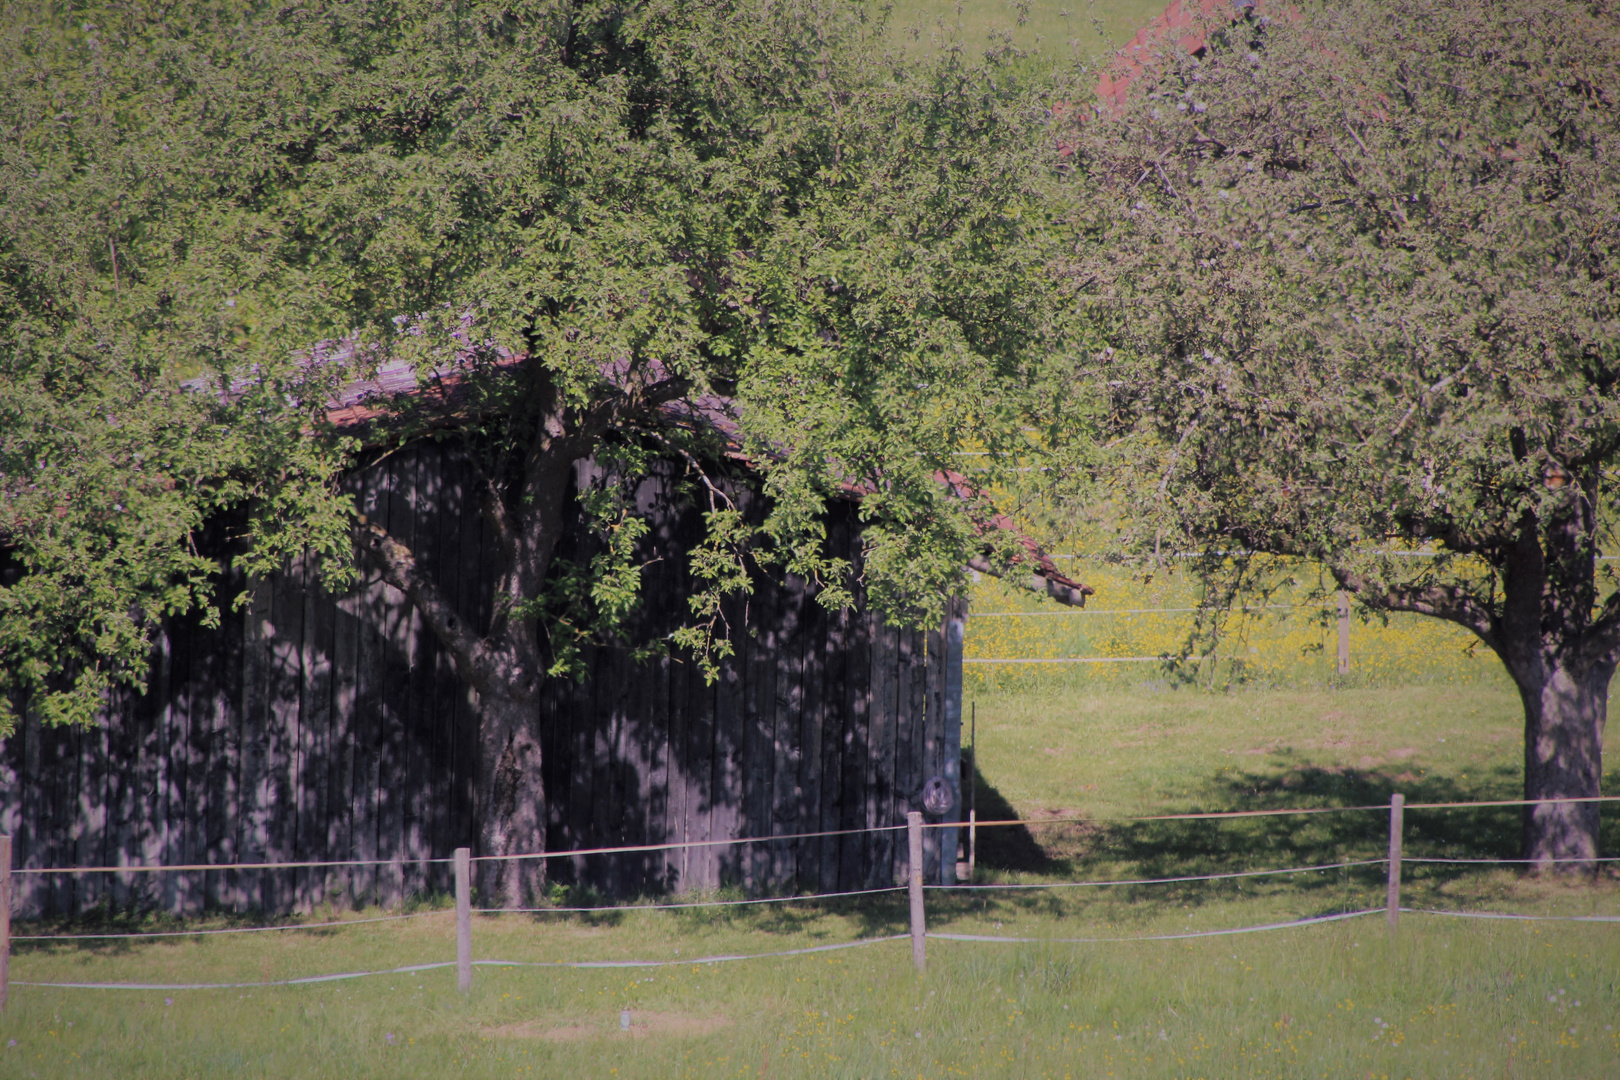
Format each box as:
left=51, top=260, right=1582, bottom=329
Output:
left=1074, top=0, right=1620, bottom=866
left=0, top=0, right=1093, bottom=898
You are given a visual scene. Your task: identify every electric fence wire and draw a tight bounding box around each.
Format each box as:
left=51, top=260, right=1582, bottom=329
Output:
left=927, top=859, right=1388, bottom=891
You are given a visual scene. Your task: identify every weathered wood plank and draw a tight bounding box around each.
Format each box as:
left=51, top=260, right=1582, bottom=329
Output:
left=685, top=644, right=718, bottom=891
left=605, top=644, right=635, bottom=896
left=426, top=447, right=467, bottom=898
left=891, top=623, right=918, bottom=884
left=903, top=627, right=934, bottom=881
left=817, top=598, right=847, bottom=894
left=297, top=559, right=336, bottom=911
left=397, top=447, right=432, bottom=900
left=711, top=593, right=746, bottom=889
left=237, top=573, right=275, bottom=910
left=580, top=642, right=609, bottom=890
left=159, top=616, right=190, bottom=913
left=770, top=577, right=804, bottom=891
left=156, top=614, right=185, bottom=912
left=643, top=652, right=672, bottom=895
left=451, top=452, right=488, bottom=869
left=208, top=574, right=246, bottom=910
left=838, top=589, right=871, bottom=891
left=795, top=591, right=823, bottom=894
left=266, top=551, right=308, bottom=912
left=136, top=622, right=170, bottom=914
left=375, top=449, right=416, bottom=908
left=634, top=653, right=659, bottom=896
left=18, top=707, right=46, bottom=913
left=741, top=575, right=775, bottom=890
left=0, top=698, right=22, bottom=910
left=178, top=613, right=211, bottom=912
left=326, top=569, right=361, bottom=910
left=562, top=648, right=596, bottom=888
left=663, top=648, right=689, bottom=892
left=46, top=722, right=78, bottom=914
left=74, top=669, right=110, bottom=912
left=351, top=464, right=388, bottom=908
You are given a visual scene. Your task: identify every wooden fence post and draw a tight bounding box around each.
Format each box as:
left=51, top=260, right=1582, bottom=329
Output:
left=1337, top=593, right=1351, bottom=676
left=1386, top=793, right=1404, bottom=933
left=455, top=847, right=472, bottom=993
left=1, top=835, right=11, bottom=1012
left=967, top=810, right=976, bottom=883
left=967, top=703, right=976, bottom=881
left=907, top=812, right=926, bottom=973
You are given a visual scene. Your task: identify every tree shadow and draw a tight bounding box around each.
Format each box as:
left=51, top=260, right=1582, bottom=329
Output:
left=5, top=905, right=384, bottom=957
left=957, top=750, right=1617, bottom=918
left=965, top=748, right=1054, bottom=874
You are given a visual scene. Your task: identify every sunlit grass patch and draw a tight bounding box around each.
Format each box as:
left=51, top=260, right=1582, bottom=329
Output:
left=5, top=901, right=1618, bottom=1078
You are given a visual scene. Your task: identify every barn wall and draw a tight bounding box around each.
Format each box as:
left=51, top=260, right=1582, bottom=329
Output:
left=1, top=442, right=960, bottom=916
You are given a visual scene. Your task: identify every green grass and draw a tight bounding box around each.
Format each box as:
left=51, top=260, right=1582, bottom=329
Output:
left=964, top=677, right=1619, bottom=820
left=6, top=681, right=1620, bottom=1077
left=5, top=898, right=1620, bottom=1078
left=886, top=0, right=1171, bottom=61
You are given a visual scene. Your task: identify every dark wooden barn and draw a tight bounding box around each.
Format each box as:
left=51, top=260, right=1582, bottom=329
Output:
left=0, top=438, right=966, bottom=917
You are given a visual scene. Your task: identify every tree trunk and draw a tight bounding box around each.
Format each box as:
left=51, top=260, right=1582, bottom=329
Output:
left=1512, top=656, right=1611, bottom=874
left=474, top=692, right=547, bottom=907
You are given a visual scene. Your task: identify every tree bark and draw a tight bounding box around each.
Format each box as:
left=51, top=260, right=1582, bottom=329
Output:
left=474, top=691, right=548, bottom=907
left=1510, top=655, right=1611, bottom=874
left=355, top=370, right=690, bottom=907
left=1340, top=475, right=1620, bottom=874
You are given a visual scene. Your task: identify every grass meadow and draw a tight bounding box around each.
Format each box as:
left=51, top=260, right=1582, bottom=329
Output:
left=5, top=674, right=1619, bottom=1079
left=5, top=6, right=1619, bottom=1072
left=886, top=0, right=1170, bottom=60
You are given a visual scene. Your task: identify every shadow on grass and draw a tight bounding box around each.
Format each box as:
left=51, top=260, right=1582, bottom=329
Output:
left=966, top=747, right=1054, bottom=875
left=961, top=753, right=1620, bottom=920
left=9, top=893, right=456, bottom=957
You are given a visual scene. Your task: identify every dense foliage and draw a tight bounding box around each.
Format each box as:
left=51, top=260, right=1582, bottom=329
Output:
left=0, top=0, right=1091, bottom=896
left=1074, top=0, right=1620, bottom=864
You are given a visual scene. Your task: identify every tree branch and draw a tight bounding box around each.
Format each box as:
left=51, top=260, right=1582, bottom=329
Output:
left=1333, top=566, right=1497, bottom=649
left=1583, top=588, right=1620, bottom=667
left=356, top=515, right=490, bottom=689
left=968, top=555, right=1094, bottom=608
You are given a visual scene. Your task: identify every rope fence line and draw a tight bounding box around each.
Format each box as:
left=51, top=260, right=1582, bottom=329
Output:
left=5, top=799, right=1617, bottom=999
left=10, top=824, right=905, bottom=876
left=14, top=903, right=1620, bottom=992
left=468, top=936, right=911, bottom=968
left=472, top=885, right=905, bottom=915
left=11, top=796, right=1618, bottom=877
left=1405, top=796, right=1620, bottom=811
left=11, top=937, right=914, bottom=989
left=927, top=794, right=1620, bottom=832
left=467, top=823, right=906, bottom=865
left=11, top=854, right=453, bottom=876
left=9, top=910, right=452, bottom=942
left=927, top=859, right=1386, bottom=891
left=973, top=605, right=1303, bottom=617
left=1403, top=856, right=1620, bottom=865
left=1402, top=908, right=1620, bottom=923
left=964, top=656, right=1207, bottom=665
left=929, top=908, right=1383, bottom=944
left=13, top=853, right=1607, bottom=943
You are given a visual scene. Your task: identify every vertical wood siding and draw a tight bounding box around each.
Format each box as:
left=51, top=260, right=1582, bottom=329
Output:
left=1, top=444, right=958, bottom=915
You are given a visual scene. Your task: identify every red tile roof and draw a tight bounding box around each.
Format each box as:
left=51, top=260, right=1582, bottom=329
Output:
left=1096, top=0, right=1290, bottom=108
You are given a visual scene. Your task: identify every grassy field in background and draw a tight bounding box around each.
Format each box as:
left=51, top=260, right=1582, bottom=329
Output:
left=6, top=680, right=1620, bottom=1078
left=887, top=0, right=1168, bottom=60
left=963, top=563, right=1509, bottom=693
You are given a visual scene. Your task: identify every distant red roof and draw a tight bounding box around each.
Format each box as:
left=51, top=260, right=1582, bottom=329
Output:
left=1096, top=0, right=1288, bottom=108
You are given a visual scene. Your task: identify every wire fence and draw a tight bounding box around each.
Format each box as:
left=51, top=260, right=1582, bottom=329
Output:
left=3, top=794, right=1616, bottom=998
